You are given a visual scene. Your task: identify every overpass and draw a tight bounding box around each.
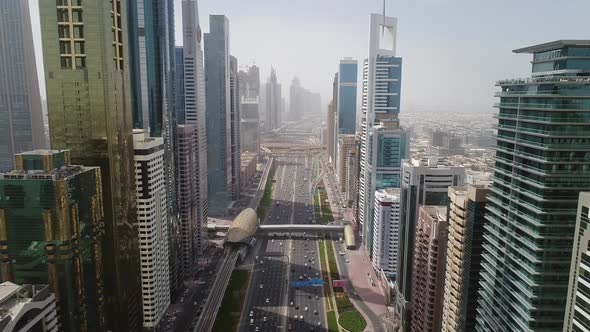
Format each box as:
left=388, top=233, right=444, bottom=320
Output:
left=208, top=223, right=345, bottom=235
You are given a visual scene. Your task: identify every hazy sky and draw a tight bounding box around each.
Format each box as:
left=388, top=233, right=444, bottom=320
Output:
left=31, top=0, right=590, bottom=114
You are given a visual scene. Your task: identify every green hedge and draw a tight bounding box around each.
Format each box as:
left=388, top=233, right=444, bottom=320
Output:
left=327, top=311, right=339, bottom=332
left=338, top=310, right=367, bottom=332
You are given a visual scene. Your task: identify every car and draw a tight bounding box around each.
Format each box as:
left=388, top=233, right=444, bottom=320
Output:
left=263, top=317, right=267, bottom=322
left=299, top=315, right=304, bottom=321
left=314, top=310, right=318, bottom=315
left=288, top=325, right=292, bottom=330
left=304, top=307, right=308, bottom=312
left=279, top=242, right=283, bottom=246
left=271, top=239, right=275, bottom=243
left=255, top=327, right=259, bottom=332
left=316, top=295, right=319, bottom=300
left=265, top=298, right=270, bottom=304
left=259, top=284, right=263, bottom=289
left=290, top=301, right=294, bottom=306
left=250, top=319, right=254, bottom=325
left=250, top=311, right=254, bottom=317
left=304, top=263, right=307, bottom=267
left=308, top=295, right=312, bottom=299
left=295, top=305, right=299, bottom=310
left=346, top=259, right=350, bottom=263
left=317, top=322, right=321, bottom=326
left=299, top=276, right=303, bottom=280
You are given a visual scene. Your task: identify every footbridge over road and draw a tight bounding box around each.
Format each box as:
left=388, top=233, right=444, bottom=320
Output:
left=209, top=223, right=348, bottom=241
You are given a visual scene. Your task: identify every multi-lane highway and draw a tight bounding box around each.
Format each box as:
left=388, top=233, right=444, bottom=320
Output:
left=240, top=155, right=326, bottom=332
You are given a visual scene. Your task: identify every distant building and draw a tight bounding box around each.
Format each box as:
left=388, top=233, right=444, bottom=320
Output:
left=346, top=139, right=360, bottom=209
left=337, top=58, right=358, bottom=135
left=238, top=65, right=260, bottom=99
left=0, top=282, right=58, bottom=332
left=0, top=0, right=46, bottom=172
left=410, top=206, right=447, bottom=332
left=372, top=188, right=401, bottom=279
left=441, top=181, right=489, bottom=332
left=239, top=65, right=260, bottom=154
left=477, top=40, right=590, bottom=332
left=564, top=192, right=590, bottom=332
left=205, top=15, right=232, bottom=214
left=289, top=77, right=304, bottom=121
left=0, top=150, right=105, bottom=331
left=132, top=130, right=170, bottom=329
left=229, top=56, right=241, bottom=201
left=337, top=134, right=356, bottom=195
left=240, top=152, right=258, bottom=191
left=265, top=68, right=282, bottom=131
left=396, top=157, right=465, bottom=332
left=327, top=101, right=336, bottom=163
left=429, top=130, right=446, bottom=147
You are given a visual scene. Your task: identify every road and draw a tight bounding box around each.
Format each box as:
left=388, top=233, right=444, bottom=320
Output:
left=239, top=154, right=326, bottom=332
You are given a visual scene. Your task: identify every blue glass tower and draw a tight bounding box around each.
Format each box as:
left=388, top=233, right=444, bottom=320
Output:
left=338, top=59, right=358, bottom=134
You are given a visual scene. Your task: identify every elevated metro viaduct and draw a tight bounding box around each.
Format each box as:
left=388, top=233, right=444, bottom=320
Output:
left=195, top=208, right=354, bottom=332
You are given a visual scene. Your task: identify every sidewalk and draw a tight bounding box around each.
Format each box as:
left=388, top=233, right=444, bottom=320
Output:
left=322, top=161, right=387, bottom=332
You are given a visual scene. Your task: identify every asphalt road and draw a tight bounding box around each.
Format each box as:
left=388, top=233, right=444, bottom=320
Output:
left=240, top=155, right=326, bottom=332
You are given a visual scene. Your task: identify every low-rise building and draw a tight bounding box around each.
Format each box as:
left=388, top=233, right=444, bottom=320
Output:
left=0, top=282, right=58, bottom=332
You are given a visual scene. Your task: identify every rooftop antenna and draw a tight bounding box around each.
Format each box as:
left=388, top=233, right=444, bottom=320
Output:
left=382, top=0, right=386, bottom=36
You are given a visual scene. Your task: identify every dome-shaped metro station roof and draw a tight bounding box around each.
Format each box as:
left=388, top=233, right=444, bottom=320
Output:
left=225, top=208, right=259, bottom=244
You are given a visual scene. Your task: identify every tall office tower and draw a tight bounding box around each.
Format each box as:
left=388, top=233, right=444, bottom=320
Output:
left=238, top=65, right=260, bottom=99
left=410, top=206, right=447, bottom=332
left=347, top=138, right=360, bottom=208
left=327, top=101, right=336, bottom=163
left=372, top=188, right=401, bottom=279
left=477, top=40, right=590, bottom=332
left=337, top=58, right=358, bottom=135
left=0, top=150, right=105, bottom=331
left=396, top=157, right=465, bottom=331
left=337, top=134, right=356, bottom=191
left=310, top=92, right=323, bottom=115
left=331, top=73, right=339, bottom=161
left=39, top=1, right=141, bottom=330
left=476, top=40, right=590, bottom=332
left=180, top=0, right=209, bottom=274
left=0, top=0, right=46, bottom=171
left=132, top=130, right=170, bottom=329
left=238, top=65, right=260, bottom=154
left=0, top=282, right=58, bottom=331
left=229, top=56, right=241, bottom=201
left=240, top=97, right=260, bottom=153
left=205, top=15, right=232, bottom=214
left=441, top=180, right=489, bottom=332
left=265, top=68, right=282, bottom=131
left=358, top=14, right=407, bottom=254
left=289, top=77, right=304, bottom=121
left=564, top=192, right=590, bottom=332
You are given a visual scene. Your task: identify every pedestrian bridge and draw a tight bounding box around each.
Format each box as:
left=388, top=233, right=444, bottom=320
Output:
left=210, top=223, right=346, bottom=236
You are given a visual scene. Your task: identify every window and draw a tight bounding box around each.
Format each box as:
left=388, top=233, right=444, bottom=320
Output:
left=61, top=57, right=72, bottom=69
left=57, top=9, right=68, bottom=22
left=73, top=26, right=84, bottom=38
left=58, top=26, right=70, bottom=38
left=75, top=57, right=86, bottom=69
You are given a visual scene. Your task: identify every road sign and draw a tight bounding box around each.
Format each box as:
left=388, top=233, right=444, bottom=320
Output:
left=290, top=278, right=324, bottom=287
left=333, top=280, right=346, bottom=288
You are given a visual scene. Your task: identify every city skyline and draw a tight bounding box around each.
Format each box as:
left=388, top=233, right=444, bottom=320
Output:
left=25, top=0, right=590, bottom=113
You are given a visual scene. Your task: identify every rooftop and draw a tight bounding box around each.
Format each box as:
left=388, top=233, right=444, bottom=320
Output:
left=513, top=40, right=590, bottom=54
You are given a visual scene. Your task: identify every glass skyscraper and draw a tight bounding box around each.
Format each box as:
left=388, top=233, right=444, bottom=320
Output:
left=477, top=40, right=590, bottom=332
left=0, top=150, right=105, bottom=332
left=204, top=15, right=232, bottom=214
left=337, top=58, right=358, bottom=135
left=0, top=0, right=46, bottom=171
left=39, top=1, right=142, bottom=330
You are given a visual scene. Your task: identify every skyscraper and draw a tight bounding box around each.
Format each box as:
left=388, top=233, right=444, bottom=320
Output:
left=564, top=192, right=590, bottom=332
left=372, top=188, right=401, bottom=279
left=39, top=1, right=141, bottom=330
left=0, top=0, right=46, bottom=171
left=132, top=130, right=170, bottom=329
left=358, top=14, right=407, bottom=254
left=477, top=40, right=590, bottom=332
left=290, top=77, right=304, bottom=121
left=410, top=206, right=447, bottom=332
left=238, top=65, right=260, bottom=154
left=337, top=134, right=356, bottom=193
left=265, top=68, right=282, bottom=131
left=337, top=58, right=358, bottom=135
left=327, top=101, right=336, bottom=163
left=229, top=56, right=241, bottom=201
left=179, top=0, right=209, bottom=278
left=204, top=15, right=232, bottom=214
left=238, top=65, right=260, bottom=99
left=396, top=157, right=465, bottom=331
left=442, top=181, right=489, bottom=332
left=0, top=150, right=105, bottom=331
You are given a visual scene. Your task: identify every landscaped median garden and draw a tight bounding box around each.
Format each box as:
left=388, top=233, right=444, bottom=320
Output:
left=319, top=237, right=367, bottom=332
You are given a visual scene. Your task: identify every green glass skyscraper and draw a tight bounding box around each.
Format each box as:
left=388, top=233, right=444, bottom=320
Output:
left=0, top=150, right=104, bottom=332
left=39, top=1, right=142, bottom=331
left=477, top=40, right=590, bottom=331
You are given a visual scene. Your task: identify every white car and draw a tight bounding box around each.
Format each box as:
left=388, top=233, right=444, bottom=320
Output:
left=299, top=315, right=304, bottom=321
left=304, top=307, right=308, bottom=312
left=259, top=284, right=263, bottom=289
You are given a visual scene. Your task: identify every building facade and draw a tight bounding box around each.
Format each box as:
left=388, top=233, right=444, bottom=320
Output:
left=0, top=150, right=104, bottom=331
left=265, top=68, right=282, bottom=131
left=132, top=130, right=170, bottom=329
left=204, top=15, right=232, bottom=214
left=396, top=157, right=465, bottom=332
left=476, top=40, right=590, bottom=332
left=358, top=14, right=406, bottom=254
left=0, top=282, right=58, bottom=332
left=239, top=65, right=260, bottom=154
left=372, top=188, right=401, bottom=279
left=0, top=0, right=46, bottom=171
left=337, top=134, right=356, bottom=195
left=327, top=101, right=336, bottom=163
left=564, top=192, right=590, bottom=332
left=410, top=206, right=447, bottom=332
left=39, top=1, right=141, bottom=329
left=441, top=182, right=488, bottom=332
left=289, top=77, right=304, bottom=121
left=229, top=56, right=241, bottom=201
left=338, top=58, right=358, bottom=135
